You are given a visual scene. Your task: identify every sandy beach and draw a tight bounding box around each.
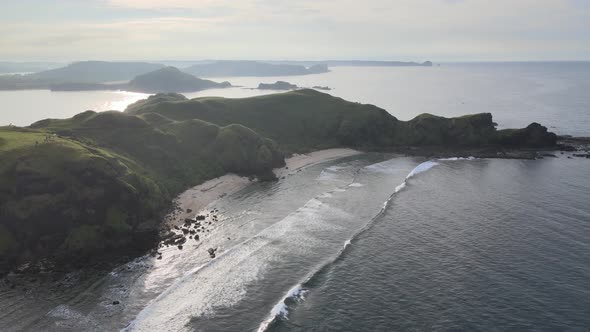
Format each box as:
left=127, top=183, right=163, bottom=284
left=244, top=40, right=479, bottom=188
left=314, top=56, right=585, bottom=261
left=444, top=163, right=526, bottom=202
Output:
left=165, top=148, right=360, bottom=228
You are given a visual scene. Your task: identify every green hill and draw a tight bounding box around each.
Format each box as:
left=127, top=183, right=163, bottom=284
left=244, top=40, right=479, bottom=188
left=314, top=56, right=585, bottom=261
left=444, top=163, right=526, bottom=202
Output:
left=127, top=67, right=231, bottom=93
left=0, top=110, right=283, bottom=272
left=0, top=90, right=556, bottom=273
left=126, top=89, right=556, bottom=152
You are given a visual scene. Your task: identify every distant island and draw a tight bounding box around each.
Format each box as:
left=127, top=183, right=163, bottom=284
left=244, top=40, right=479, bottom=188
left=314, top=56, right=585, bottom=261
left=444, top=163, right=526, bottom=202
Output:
left=184, top=60, right=329, bottom=77
left=49, top=67, right=231, bottom=93
left=0, top=89, right=564, bottom=275
left=257, top=81, right=298, bottom=90
left=266, top=60, right=433, bottom=67
left=312, top=86, right=331, bottom=91
left=0, top=60, right=433, bottom=91
left=257, top=82, right=332, bottom=91
left=0, top=61, right=165, bottom=90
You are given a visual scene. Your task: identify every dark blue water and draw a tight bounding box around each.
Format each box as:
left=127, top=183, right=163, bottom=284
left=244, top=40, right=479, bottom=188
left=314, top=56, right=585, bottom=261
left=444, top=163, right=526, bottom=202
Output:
left=271, top=157, right=590, bottom=331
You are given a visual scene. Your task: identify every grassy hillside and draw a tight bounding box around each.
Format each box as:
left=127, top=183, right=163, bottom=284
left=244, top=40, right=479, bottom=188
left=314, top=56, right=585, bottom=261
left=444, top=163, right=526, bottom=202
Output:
left=0, top=90, right=556, bottom=273
left=126, top=90, right=401, bottom=153
left=0, top=126, right=165, bottom=271
left=0, top=110, right=284, bottom=272
left=126, top=89, right=556, bottom=153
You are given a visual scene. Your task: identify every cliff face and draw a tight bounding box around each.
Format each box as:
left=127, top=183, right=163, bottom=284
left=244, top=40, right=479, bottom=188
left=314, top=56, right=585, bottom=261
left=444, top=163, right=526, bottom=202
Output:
left=400, top=113, right=498, bottom=146
left=0, top=90, right=556, bottom=274
left=495, top=123, right=557, bottom=147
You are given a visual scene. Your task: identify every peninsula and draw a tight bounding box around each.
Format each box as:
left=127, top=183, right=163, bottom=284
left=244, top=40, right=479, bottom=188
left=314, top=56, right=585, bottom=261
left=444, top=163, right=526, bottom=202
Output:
left=0, top=90, right=560, bottom=274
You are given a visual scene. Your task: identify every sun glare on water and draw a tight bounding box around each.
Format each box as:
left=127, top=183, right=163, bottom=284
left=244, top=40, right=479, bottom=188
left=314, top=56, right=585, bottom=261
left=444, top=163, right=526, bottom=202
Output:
left=101, top=91, right=150, bottom=111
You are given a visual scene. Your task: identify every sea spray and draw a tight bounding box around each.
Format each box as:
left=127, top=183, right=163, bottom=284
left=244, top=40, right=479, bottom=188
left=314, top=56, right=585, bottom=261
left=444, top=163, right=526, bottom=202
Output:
left=256, top=285, right=307, bottom=332
left=406, top=160, right=439, bottom=179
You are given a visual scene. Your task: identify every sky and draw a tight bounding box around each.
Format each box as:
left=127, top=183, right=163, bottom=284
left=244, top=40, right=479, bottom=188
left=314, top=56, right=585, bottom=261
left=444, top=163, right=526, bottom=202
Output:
left=0, top=0, right=589, bottom=62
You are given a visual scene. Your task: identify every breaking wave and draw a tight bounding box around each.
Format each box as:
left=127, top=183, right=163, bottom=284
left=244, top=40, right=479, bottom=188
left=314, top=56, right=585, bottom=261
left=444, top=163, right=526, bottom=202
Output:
left=256, top=159, right=444, bottom=331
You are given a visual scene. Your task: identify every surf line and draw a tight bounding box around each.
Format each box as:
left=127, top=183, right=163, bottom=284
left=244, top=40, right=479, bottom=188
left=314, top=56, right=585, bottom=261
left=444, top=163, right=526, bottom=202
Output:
left=256, top=156, right=479, bottom=331
left=255, top=159, right=451, bottom=331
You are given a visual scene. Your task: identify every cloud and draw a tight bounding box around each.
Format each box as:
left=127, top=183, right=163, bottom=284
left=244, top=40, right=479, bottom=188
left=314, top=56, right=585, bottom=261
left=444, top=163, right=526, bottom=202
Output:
left=1, top=0, right=589, bottom=61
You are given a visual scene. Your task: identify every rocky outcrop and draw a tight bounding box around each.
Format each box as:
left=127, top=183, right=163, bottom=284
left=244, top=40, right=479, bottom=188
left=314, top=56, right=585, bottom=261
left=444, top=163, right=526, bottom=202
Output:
left=495, top=123, right=557, bottom=147
left=257, top=81, right=298, bottom=90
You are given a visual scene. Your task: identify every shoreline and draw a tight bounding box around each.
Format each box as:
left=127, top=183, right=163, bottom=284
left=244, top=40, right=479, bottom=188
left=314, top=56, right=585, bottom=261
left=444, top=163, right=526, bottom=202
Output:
left=163, top=148, right=361, bottom=230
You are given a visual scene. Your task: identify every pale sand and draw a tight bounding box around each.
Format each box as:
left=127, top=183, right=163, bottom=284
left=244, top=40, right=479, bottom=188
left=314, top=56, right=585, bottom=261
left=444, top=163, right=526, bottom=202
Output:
left=164, top=148, right=361, bottom=228
left=273, top=148, right=361, bottom=178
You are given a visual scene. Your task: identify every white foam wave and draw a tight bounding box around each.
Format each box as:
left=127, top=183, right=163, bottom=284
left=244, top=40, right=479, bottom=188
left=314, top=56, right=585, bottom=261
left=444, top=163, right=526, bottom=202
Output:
left=326, top=165, right=346, bottom=171
left=406, top=160, right=439, bottom=179
left=394, top=182, right=406, bottom=193
left=256, top=157, right=475, bottom=332
left=348, top=183, right=364, bottom=187
left=317, top=170, right=339, bottom=181
left=126, top=193, right=351, bottom=331
left=256, top=284, right=307, bottom=332
left=438, top=156, right=476, bottom=161
left=389, top=160, right=440, bottom=196
left=364, top=159, right=399, bottom=174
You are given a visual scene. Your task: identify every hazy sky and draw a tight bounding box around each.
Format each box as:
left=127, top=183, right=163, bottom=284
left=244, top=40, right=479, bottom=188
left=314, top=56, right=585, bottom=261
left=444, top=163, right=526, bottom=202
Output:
left=1, top=0, right=589, bottom=62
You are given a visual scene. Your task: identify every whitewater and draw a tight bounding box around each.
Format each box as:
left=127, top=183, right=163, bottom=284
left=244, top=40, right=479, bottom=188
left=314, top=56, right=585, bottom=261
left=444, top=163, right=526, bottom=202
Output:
left=122, top=157, right=450, bottom=332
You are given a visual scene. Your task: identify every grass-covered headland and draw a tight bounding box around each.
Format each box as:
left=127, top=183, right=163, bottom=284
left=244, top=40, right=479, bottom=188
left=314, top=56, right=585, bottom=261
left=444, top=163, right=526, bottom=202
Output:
left=0, top=89, right=556, bottom=274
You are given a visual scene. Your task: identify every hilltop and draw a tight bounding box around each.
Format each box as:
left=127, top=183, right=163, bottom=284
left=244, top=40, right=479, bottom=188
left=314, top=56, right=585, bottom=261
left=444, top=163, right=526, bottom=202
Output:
left=126, top=89, right=556, bottom=153
left=127, top=67, right=231, bottom=93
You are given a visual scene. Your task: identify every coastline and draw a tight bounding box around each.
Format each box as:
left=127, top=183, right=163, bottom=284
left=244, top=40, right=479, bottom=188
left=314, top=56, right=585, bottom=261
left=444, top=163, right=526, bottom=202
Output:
left=164, top=148, right=361, bottom=229
left=162, top=139, right=588, bottom=232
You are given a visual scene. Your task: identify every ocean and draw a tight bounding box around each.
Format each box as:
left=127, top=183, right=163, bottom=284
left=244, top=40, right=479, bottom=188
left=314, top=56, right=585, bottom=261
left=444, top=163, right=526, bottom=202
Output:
left=2, top=63, right=590, bottom=136
left=0, top=63, right=589, bottom=331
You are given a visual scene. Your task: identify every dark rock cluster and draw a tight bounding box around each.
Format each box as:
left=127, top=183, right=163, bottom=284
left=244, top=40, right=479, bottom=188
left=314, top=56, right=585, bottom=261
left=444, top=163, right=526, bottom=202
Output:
left=157, top=208, right=222, bottom=260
